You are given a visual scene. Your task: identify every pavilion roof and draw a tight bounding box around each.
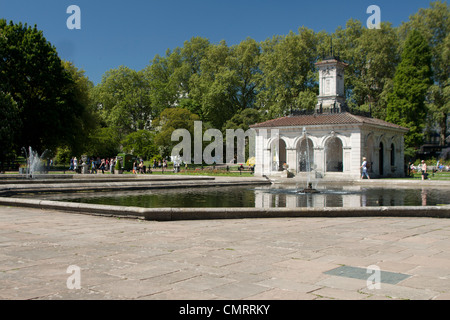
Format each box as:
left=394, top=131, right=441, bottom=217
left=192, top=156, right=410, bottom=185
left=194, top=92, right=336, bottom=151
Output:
left=250, top=112, right=409, bottom=132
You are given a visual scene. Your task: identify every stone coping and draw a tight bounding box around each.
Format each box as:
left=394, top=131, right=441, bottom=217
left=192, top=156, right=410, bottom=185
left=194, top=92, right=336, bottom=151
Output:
left=0, top=176, right=270, bottom=197
left=0, top=197, right=449, bottom=221
left=0, top=174, right=215, bottom=182
left=0, top=176, right=215, bottom=185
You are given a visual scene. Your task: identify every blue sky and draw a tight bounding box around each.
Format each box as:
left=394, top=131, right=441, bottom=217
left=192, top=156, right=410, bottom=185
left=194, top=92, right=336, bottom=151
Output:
left=0, top=0, right=431, bottom=84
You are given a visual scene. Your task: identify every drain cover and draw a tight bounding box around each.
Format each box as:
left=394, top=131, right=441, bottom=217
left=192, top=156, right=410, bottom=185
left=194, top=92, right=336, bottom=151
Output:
left=324, top=266, right=411, bottom=284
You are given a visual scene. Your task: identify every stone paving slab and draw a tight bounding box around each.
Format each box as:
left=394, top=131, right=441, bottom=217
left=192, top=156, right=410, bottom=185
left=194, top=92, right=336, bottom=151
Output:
left=0, top=205, right=449, bottom=300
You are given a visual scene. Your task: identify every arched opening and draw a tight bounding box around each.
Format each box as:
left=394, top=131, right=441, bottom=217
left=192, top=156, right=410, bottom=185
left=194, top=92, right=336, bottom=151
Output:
left=297, top=138, right=314, bottom=172
left=379, top=142, right=384, bottom=176
left=390, top=143, right=395, bottom=167
left=271, top=138, right=287, bottom=172
left=326, top=137, right=343, bottom=172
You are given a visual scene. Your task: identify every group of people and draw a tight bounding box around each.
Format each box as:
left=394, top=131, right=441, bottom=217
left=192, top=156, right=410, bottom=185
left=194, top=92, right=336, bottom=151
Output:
left=362, top=157, right=448, bottom=181
left=152, top=159, right=167, bottom=170
left=69, top=156, right=116, bottom=174
left=132, top=159, right=146, bottom=174
left=132, top=158, right=173, bottom=174
left=91, top=157, right=117, bottom=174
left=68, top=157, right=78, bottom=171
left=409, top=160, right=450, bottom=180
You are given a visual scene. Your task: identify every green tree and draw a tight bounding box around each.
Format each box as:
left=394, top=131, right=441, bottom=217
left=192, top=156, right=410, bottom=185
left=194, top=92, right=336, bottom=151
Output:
left=61, top=61, right=98, bottom=156
left=426, top=82, right=450, bottom=146
left=121, top=130, right=158, bottom=160
left=355, top=23, right=399, bottom=118
left=258, top=27, right=320, bottom=118
left=177, top=98, right=203, bottom=119
left=143, top=37, right=212, bottom=116
left=0, top=20, right=85, bottom=154
left=93, top=66, right=154, bottom=136
left=386, top=30, right=433, bottom=151
left=0, top=92, right=20, bottom=170
left=145, top=37, right=261, bottom=129
left=222, top=108, right=262, bottom=132
left=326, top=19, right=364, bottom=108
left=226, top=38, right=262, bottom=113
left=222, top=108, right=261, bottom=164
left=399, top=1, right=449, bottom=86
left=399, top=1, right=450, bottom=146
left=331, top=20, right=400, bottom=118
left=152, top=108, right=200, bottom=157
left=144, top=49, right=183, bottom=113
left=178, top=37, right=211, bottom=96
left=189, top=40, right=234, bottom=128
left=193, top=38, right=262, bottom=128
left=84, top=127, right=122, bottom=158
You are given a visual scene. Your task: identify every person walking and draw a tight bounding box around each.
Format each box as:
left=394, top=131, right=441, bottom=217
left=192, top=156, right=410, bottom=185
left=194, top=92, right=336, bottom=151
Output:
left=421, top=160, right=427, bottom=180
left=133, top=161, right=137, bottom=174
left=110, top=158, right=115, bottom=174
left=91, top=160, right=97, bottom=174
left=100, top=159, right=106, bottom=174
left=361, top=157, right=370, bottom=180
left=139, top=160, right=144, bottom=174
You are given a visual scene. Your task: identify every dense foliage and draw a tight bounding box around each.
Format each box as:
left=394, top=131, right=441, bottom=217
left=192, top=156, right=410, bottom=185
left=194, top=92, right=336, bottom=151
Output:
left=1, top=1, right=448, bottom=164
left=0, top=20, right=85, bottom=155
left=386, top=30, right=433, bottom=153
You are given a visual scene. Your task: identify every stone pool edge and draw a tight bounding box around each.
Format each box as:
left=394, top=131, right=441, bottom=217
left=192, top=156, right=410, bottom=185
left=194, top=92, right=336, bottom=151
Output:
left=1, top=197, right=449, bottom=221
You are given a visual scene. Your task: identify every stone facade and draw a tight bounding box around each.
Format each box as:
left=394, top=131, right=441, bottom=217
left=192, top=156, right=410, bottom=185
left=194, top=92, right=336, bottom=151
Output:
left=251, top=57, right=408, bottom=180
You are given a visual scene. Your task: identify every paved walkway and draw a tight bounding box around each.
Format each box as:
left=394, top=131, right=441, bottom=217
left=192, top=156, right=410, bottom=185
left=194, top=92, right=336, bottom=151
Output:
left=0, top=205, right=449, bottom=300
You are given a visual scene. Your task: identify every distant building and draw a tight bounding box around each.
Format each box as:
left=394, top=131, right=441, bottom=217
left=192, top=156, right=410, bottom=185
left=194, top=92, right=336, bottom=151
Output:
left=251, top=55, right=409, bottom=180
left=419, top=115, right=450, bottom=160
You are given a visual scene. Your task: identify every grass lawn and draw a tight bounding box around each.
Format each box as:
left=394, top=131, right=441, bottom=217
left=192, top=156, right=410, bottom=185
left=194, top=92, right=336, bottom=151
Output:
left=406, top=171, right=450, bottom=180
left=149, top=170, right=255, bottom=177
left=1, top=164, right=256, bottom=178
left=4, top=164, right=449, bottom=180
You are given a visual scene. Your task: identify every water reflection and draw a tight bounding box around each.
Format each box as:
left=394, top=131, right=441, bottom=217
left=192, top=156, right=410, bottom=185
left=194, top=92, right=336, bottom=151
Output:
left=253, top=185, right=443, bottom=208
left=422, top=188, right=427, bottom=206
left=44, top=184, right=449, bottom=209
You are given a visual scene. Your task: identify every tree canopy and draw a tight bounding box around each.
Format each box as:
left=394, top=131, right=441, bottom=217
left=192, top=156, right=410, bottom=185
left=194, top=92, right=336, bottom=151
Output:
left=386, top=30, right=433, bottom=151
left=0, top=20, right=85, bottom=154
left=2, top=1, right=448, bottom=161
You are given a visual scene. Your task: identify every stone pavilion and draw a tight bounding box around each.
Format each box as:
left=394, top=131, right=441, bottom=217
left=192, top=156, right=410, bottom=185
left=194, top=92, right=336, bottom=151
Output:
left=250, top=56, right=409, bottom=180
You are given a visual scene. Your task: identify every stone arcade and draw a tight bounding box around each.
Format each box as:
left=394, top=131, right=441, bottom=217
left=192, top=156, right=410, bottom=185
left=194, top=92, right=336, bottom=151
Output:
left=251, top=55, right=409, bottom=180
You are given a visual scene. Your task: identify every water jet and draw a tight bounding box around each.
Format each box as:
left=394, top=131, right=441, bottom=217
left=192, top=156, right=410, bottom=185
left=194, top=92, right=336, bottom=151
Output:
left=21, top=147, right=48, bottom=179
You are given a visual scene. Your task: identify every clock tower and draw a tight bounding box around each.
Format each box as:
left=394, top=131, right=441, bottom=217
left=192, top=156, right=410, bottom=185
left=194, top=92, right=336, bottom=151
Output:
left=315, top=53, right=348, bottom=113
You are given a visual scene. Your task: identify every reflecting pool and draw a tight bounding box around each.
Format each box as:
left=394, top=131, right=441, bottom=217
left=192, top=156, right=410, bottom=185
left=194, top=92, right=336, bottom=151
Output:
left=52, top=185, right=449, bottom=208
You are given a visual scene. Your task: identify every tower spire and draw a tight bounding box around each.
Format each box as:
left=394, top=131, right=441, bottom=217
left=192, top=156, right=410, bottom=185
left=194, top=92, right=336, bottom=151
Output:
left=330, top=36, right=334, bottom=58
left=325, top=35, right=337, bottom=60
left=315, top=41, right=348, bottom=114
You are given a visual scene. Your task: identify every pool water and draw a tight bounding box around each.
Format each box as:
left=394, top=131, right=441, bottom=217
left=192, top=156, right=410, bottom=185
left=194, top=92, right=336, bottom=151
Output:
left=56, top=185, right=450, bottom=208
